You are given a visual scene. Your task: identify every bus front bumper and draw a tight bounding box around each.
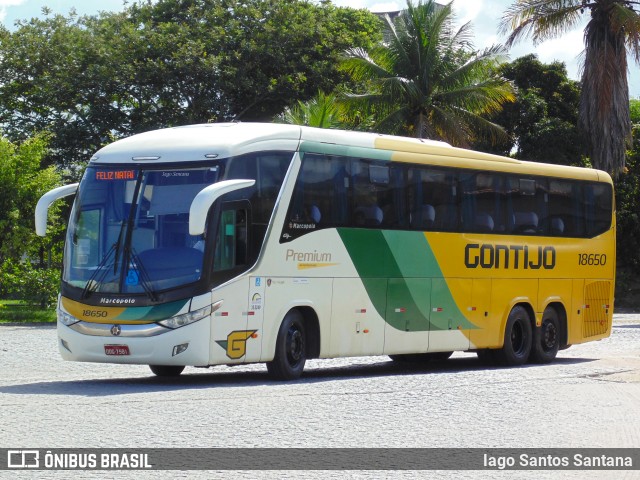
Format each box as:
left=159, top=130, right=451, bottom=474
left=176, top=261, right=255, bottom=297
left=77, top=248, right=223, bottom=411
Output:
left=57, top=318, right=211, bottom=366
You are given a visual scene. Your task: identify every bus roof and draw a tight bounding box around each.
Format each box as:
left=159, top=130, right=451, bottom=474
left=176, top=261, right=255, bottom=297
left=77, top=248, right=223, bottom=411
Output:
left=90, top=122, right=612, bottom=184
left=90, top=123, right=303, bottom=164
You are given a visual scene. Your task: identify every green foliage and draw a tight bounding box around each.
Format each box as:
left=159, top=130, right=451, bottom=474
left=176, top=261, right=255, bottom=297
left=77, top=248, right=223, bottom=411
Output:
left=0, top=260, right=60, bottom=308
left=631, top=99, right=640, bottom=123
left=615, top=100, right=640, bottom=276
left=474, top=54, right=586, bottom=165
left=275, top=91, right=349, bottom=129
left=340, top=0, right=515, bottom=146
left=0, top=135, right=64, bottom=307
left=0, top=135, right=64, bottom=265
left=0, top=0, right=382, bottom=169
left=501, top=0, right=640, bottom=177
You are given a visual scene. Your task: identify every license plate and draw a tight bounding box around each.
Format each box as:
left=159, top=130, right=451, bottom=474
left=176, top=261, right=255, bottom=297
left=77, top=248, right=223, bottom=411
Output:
left=104, top=345, right=130, bottom=356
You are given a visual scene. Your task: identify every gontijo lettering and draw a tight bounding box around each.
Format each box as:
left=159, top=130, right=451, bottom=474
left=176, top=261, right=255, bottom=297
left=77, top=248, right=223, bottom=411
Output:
left=465, top=243, right=556, bottom=270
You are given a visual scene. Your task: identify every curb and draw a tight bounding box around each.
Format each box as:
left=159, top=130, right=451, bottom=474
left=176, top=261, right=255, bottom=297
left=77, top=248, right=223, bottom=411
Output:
left=0, top=322, right=56, bottom=327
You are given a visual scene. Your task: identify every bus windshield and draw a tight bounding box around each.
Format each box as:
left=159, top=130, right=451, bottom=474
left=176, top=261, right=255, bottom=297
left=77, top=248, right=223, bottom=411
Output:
left=64, top=165, right=221, bottom=296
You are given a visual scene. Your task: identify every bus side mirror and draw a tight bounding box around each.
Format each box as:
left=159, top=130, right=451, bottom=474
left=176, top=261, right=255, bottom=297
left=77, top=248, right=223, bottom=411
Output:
left=35, top=183, right=79, bottom=236
left=189, top=179, right=255, bottom=236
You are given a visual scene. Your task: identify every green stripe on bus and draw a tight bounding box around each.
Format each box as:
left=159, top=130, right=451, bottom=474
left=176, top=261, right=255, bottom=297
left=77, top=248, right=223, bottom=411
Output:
left=115, top=299, right=189, bottom=321
left=299, top=141, right=393, bottom=161
left=337, top=228, right=477, bottom=331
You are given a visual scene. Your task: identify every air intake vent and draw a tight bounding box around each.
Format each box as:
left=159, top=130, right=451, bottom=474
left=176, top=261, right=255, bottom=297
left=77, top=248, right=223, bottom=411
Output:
left=583, top=281, right=611, bottom=338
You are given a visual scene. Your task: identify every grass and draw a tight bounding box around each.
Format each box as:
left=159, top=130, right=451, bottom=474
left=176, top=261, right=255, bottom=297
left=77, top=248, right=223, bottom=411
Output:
left=0, top=300, right=56, bottom=323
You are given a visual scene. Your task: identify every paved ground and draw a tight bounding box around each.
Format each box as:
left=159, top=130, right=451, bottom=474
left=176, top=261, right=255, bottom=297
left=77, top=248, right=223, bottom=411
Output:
left=1, top=314, right=639, bottom=479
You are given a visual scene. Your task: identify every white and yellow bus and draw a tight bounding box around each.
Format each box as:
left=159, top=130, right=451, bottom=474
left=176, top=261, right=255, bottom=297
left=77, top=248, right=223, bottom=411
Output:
left=36, top=123, right=615, bottom=379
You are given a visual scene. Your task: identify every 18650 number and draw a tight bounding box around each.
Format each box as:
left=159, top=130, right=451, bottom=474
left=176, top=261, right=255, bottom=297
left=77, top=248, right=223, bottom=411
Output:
left=578, top=253, right=607, bottom=266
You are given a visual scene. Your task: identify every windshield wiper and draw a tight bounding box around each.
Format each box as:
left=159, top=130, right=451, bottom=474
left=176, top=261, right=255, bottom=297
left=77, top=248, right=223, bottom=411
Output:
left=112, top=218, right=127, bottom=275
left=81, top=242, right=117, bottom=299
left=127, top=247, right=158, bottom=302
left=81, top=219, right=127, bottom=299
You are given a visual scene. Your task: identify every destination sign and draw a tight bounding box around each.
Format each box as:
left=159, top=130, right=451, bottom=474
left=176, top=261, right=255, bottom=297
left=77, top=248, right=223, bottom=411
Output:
left=95, top=170, right=136, bottom=181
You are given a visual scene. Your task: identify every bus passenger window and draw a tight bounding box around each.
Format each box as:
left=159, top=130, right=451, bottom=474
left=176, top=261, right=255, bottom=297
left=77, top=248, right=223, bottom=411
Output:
left=547, top=180, right=584, bottom=237
left=352, top=160, right=398, bottom=227
left=291, top=204, right=322, bottom=224
left=508, top=177, right=544, bottom=235
left=282, top=154, right=347, bottom=242
left=584, top=183, right=612, bottom=236
left=461, top=173, right=505, bottom=233
left=408, top=168, right=458, bottom=231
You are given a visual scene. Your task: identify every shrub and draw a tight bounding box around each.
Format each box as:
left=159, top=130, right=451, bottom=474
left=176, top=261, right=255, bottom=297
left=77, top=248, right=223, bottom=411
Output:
left=0, top=260, right=60, bottom=308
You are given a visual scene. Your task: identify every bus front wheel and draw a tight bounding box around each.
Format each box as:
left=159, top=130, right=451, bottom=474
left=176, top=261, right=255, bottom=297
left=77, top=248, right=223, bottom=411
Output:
left=495, top=305, right=532, bottom=366
left=267, top=310, right=307, bottom=380
left=530, top=307, right=560, bottom=364
left=149, top=365, right=185, bottom=377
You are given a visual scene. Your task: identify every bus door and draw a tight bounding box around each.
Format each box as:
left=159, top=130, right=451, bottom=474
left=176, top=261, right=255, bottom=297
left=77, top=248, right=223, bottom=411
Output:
left=245, top=276, right=266, bottom=362
left=330, top=278, right=386, bottom=357
left=383, top=278, right=431, bottom=354
left=210, top=201, right=260, bottom=363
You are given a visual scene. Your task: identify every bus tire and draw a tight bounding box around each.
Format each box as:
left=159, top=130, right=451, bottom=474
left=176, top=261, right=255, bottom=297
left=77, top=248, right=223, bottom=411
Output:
left=149, top=365, right=185, bottom=377
left=530, top=307, right=560, bottom=364
left=267, top=310, right=306, bottom=380
left=495, top=305, right=532, bottom=366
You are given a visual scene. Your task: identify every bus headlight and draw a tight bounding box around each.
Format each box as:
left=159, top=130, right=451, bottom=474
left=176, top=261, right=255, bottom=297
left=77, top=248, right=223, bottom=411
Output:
left=57, top=308, right=80, bottom=326
left=158, top=305, right=212, bottom=329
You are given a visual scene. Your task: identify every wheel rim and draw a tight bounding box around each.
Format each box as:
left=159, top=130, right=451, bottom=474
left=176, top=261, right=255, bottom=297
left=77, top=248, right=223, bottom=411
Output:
left=541, top=319, right=558, bottom=352
left=286, top=325, right=304, bottom=367
left=511, top=320, right=527, bottom=356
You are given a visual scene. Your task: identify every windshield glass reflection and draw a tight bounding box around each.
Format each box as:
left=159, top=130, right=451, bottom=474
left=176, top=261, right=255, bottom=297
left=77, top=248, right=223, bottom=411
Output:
left=64, top=165, right=221, bottom=296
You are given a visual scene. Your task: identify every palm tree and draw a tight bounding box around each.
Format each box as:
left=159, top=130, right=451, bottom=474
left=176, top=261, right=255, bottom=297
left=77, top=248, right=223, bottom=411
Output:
left=500, top=0, right=640, bottom=177
left=275, top=91, right=347, bottom=129
left=340, top=0, right=515, bottom=148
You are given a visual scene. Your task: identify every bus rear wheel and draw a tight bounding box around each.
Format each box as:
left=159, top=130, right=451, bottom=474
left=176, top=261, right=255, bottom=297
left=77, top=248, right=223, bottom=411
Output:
left=149, top=365, right=185, bottom=377
left=495, top=305, right=532, bottom=366
left=530, top=307, right=560, bottom=364
left=267, top=310, right=306, bottom=380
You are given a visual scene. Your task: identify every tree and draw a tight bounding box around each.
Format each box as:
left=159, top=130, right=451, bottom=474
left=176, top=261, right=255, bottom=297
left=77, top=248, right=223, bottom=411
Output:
left=0, top=0, right=381, bottom=169
left=500, top=0, right=640, bottom=177
left=0, top=15, right=116, bottom=170
left=340, top=0, right=515, bottom=147
left=474, top=54, right=586, bottom=165
left=616, top=99, right=640, bottom=273
left=0, top=135, right=62, bottom=264
left=0, top=135, right=64, bottom=306
left=612, top=98, right=640, bottom=308
left=275, top=91, right=347, bottom=129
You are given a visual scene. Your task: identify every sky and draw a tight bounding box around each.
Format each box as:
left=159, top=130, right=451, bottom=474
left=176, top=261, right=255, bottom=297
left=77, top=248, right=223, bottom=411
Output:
left=0, top=0, right=638, bottom=97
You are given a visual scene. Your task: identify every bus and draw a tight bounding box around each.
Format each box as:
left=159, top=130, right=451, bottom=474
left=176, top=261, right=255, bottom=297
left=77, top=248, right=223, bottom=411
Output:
left=35, top=123, right=615, bottom=379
